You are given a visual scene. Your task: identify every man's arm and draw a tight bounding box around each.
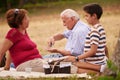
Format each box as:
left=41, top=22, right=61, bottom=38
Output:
left=56, top=49, right=71, bottom=56
left=47, top=48, right=71, bottom=56
left=47, top=33, right=64, bottom=47
left=52, top=33, right=65, bottom=41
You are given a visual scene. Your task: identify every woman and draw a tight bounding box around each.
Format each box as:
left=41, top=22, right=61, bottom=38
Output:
left=0, top=9, right=44, bottom=72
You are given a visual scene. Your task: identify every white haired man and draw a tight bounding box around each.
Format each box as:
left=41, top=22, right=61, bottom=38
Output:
left=44, top=9, right=90, bottom=58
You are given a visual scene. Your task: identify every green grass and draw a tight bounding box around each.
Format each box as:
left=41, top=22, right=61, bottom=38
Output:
left=0, top=76, right=89, bottom=80
left=0, top=0, right=120, bottom=80
left=1, top=0, right=120, bottom=18
left=21, top=0, right=120, bottom=16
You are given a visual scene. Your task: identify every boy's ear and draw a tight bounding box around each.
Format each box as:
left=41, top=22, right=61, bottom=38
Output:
left=92, top=13, right=97, bottom=19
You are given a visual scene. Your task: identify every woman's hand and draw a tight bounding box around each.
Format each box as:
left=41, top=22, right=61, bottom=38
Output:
left=4, top=66, right=10, bottom=70
left=0, top=66, right=10, bottom=71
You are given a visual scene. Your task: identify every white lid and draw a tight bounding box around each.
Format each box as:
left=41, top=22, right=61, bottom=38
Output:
left=43, top=64, right=50, bottom=68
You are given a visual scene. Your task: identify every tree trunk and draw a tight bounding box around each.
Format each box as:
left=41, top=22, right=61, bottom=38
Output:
left=112, top=32, right=120, bottom=72
left=18, top=0, right=24, bottom=8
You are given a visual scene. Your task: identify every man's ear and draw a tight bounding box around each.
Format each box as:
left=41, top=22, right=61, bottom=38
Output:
left=71, top=16, right=75, bottom=21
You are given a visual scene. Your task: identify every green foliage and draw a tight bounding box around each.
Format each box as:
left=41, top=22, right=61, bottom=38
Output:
left=7, top=0, right=13, bottom=3
left=98, top=74, right=120, bottom=80
left=107, top=60, right=118, bottom=72
left=0, top=77, right=14, bottom=80
left=97, top=60, right=120, bottom=80
left=0, top=76, right=88, bottom=80
left=0, top=0, right=120, bottom=13
left=98, top=76, right=114, bottom=80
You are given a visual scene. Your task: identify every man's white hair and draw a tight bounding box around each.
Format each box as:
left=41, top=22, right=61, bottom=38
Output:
left=60, top=9, right=80, bottom=20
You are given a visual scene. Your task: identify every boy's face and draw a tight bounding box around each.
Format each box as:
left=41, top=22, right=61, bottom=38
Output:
left=84, top=11, right=94, bottom=25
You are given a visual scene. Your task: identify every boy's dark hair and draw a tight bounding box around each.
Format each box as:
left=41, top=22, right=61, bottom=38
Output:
left=83, top=3, right=103, bottom=19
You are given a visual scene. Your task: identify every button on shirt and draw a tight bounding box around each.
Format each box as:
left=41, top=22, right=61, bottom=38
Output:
left=63, top=21, right=90, bottom=56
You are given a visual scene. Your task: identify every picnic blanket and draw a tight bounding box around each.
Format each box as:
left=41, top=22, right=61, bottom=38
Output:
left=0, top=68, right=91, bottom=79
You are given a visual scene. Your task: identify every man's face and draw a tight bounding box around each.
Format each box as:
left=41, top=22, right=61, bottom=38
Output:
left=61, top=16, right=75, bottom=30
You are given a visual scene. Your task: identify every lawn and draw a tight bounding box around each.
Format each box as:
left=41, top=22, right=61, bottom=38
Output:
left=29, top=0, right=120, bottom=56
left=0, top=0, right=120, bottom=58
left=0, top=0, right=120, bottom=80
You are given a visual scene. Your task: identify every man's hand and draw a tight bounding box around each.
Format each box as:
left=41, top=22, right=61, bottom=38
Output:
left=47, top=48, right=59, bottom=53
left=47, top=37, right=55, bottom=48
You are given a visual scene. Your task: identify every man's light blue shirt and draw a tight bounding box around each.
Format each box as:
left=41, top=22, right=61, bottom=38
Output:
left=63, top=20, right=90, bottom=56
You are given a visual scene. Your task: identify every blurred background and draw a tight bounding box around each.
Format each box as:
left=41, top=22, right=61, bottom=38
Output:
left=0, top=0, right=120, bottom=56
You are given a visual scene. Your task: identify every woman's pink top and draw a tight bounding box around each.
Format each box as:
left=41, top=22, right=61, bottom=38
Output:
left=6, top=28, right=42, bottom=67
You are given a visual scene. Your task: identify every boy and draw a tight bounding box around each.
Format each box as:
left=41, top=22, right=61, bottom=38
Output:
left=65, top=3, right=107, bottom=74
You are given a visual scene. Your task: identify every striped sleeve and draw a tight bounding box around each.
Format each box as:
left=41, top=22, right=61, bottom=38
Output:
left=90, top=29, right=100, bottom=45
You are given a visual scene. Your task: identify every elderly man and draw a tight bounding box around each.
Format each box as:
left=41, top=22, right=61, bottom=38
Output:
left=44, top=9, right=90, bottom=58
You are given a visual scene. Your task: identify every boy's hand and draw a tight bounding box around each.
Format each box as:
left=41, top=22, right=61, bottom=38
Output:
left=64, top=56, right=76, bottom=62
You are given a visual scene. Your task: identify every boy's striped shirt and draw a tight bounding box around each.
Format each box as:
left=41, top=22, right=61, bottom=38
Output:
left=84, top=24, right=107, bottom=65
